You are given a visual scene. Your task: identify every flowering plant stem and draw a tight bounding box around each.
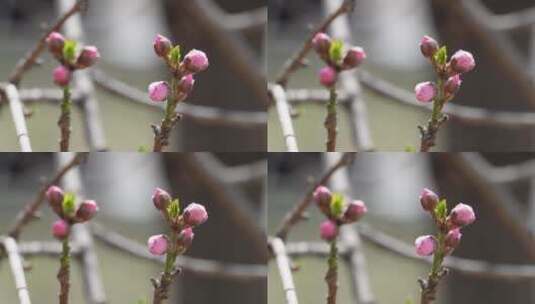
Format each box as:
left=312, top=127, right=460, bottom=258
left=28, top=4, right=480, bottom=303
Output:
left=419, top=78, right=447, bottom=152
left=152, top=230, right=180, bottom=304
left=419, top=231, right=447, bottom=304
left=325, top=88, right=338, bottom=152
left=153, top=78, right=182, bottom=152
left=58, top=86, right=72, bottom=152
left=58, top=238, right=71, bottom=304
left=325, top=240, right=338, bottom=304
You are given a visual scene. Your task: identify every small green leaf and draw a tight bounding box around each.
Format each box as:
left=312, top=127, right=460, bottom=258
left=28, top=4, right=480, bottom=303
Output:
left=137, top=145, right=149, bottom=153
left=62, top=192, right=76, bottom=216
left=329, top=40, right=343, bottom=63
left=404, top=145, right=416, bottom=152
left=168, top=45, right=181, bottom=66
left=62, top=40, right=77, bottom=63
left=330, top=193, right=344, bottom=217
left=167, top=198, right=180, bottom=219
left=433, top=46, right=447, bottom=65
left=434, top=199, right=447, bottom=220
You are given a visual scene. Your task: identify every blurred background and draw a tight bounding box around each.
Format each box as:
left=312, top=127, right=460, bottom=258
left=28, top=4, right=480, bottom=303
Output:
left=268, top=153, right=535, bottom=303
left=0, top=152, right=267, bottom=303
left=268, top=0, right=535, bottom=151
left=0, top=0, right=267, bottom=151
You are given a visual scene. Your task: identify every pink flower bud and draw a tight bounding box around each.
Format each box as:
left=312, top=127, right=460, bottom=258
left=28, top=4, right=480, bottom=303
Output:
left=183, top=203, right=208, bottom=226
left=177, top=227, right=195, bottom=248
left=152, top=188, right=172, bottom=210
left=318, top=66, right=337, bottom=88
left=147, top=234, right=168, bottom=256
left=53, top=65, right=71, bottom=87
left=419, top=188, right=439, bottom=211
left=320, top=220, right=338, bottom=241
left=444, top=74, right=462, bottom=95
left=445, top=228, right=462, bottom=249
left=75, top=200, right=99, bottom=222
left=76, top=46, right=100, bottom=69
left=153, top=34, right=172, bottom=58
left=414, top=81, right=436, bottom=103
left=183, top=49, right=209, bottom=74
left=148, top=81, right=169, bottom=102
left=415, top=235, right=437, bottom=256
left=177, top=74, right=195, bottom=94
left=342, top=47, right=366, bottom=69
left=52, top=219, right=70, bottom=240
left=419, top=36, right=439, bottom=58
left=314, top=186, right=332, bottom=206
left=343, top=200, right=367, bottom=223
left=450, top=50, right=475, bottom=74
left=312, top=32, right=331, bottom=54
left=46, top=186, right=64, bottom=215
left=450, top=203, right=476, bottom=226
left=46, top=32, right=65, bottom=55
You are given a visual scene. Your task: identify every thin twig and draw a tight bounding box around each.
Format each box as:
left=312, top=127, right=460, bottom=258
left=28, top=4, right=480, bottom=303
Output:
left=275, top=153, right=355, bottom=241
left=196, top=0, right=266, bottom=34
left=325, top=240, right=338, bottom=304
left=1, top=237, right=32, bottom=304
left=275, top=0, right=354, bottom=86
left=8, top=0, right=86, bottom=85
left=464, top=0, right=535, bottom=31
left=325, top=88, right=338, bottom=152
left=269, top=238, right=299, bottom=304
left=7, top=153, right=85, bottom=239
left=57, top=239, right=71, bottom=304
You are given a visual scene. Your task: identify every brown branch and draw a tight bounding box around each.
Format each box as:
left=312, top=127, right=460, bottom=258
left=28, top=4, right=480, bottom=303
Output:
left=275, top=153, right=355, bottom=241
left=57, top=239, right=71, bottom=304
left=196, top=0, right=266, bottom=34
left=1, top=237, right=32, bottom=304
left=8, top=0, right=86, bottom=85
left=325, top=88, right=338, bottom=152
left=269, top=238, right=299, bottom=304
left=325, top=241, right=338, bottom=304
left=269, top=84, right=299, bottom=152
left=0, top=83, right=32, bottom=151
left=275, top=0, right=354, bottom=86
left=58, top=87, right=72, bottom=152
left=464, top=0, right=535, bottom=31
left=7, top=153, right=85, bottom=239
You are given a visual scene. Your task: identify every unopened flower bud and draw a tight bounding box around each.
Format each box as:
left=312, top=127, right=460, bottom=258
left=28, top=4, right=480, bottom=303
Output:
left=177, top=74, right=195, bottom=94
left=320, top=220, right=338, bottom=241
left=76, top=46, right=100, bottom=69
left=444, top=74, right=462, bottom=95
left=343, top=200, right=367, bottom=223
left=53, top=65, right=71, bottom=87
left=46, top=32, right=65, bottom=56
left=183, top=203, right=208, bottom=226
left=314, top=186, right=332, bottom=206
left=46, top=185, right=64, bottom=215
left=450, top=50, right=475, bottom=74
left=52, top=219, right=70, bottom=240
left=312, top=32, right=331, bottom=55
left=148, top=81, right=169, bottom=102
left=414, top=81, right=436, bottom=103
left=177, top=227, right=195, bottom=248
left=415, top=235, right=437, bottom=256
left=153, top=34, right=172, bottom=58
left=75, top=200, right=99, bottom=222
left=152, top=188, right=172, bottom=210
left=450, top=203, right=476, bottom=227
left=147, top=234, right=168, bottom=256
left=342, top=47, right=366, bottom=69
left=319, top=66, right=337, bottom=88
left=183, top=49, right=209, bottom=74
left=419, top=36, right=439, bottom=58
left=445, top=228, right=462, bottom=249
left=419, top=188, right=439, bottom=211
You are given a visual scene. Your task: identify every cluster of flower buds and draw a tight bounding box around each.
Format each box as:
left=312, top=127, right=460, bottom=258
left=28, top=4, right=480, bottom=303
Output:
left=414, top=188, right=476, bottom=256
left=313, top=185, right=367, bottom=242
left=414, top=36, right=475, bottom=103
left=46, top=185, right=99, bottom=240
left=147, top=188, right=208, bottom=256
left=311, top=32, right=366, bottom=88
left=46, top=32, right=100, bottom=87
left=148, top=34, right=209, bottom=102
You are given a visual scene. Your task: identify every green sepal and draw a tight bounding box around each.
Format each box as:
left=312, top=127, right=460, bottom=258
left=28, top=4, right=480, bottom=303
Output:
left=167, top=198, right=180, bottom=219
left=329, top=40, right=343, bottom=63
left=62, top=40, right=77, bottom=63
left=62, top=192, right=76, bottom=217
left=433, top=46, right=447, bottom=66
left=168, top=45, right=181, bottom=67
left=434, top=199, right=447, bottom=220
left=330, top=193, right=344, bottom=217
